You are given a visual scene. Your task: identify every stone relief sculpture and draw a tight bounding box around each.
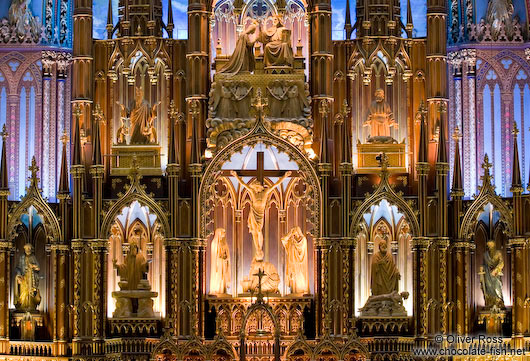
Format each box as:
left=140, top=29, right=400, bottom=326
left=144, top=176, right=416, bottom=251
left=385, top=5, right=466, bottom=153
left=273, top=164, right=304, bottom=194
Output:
left=219, top=20, right=259, bottom=75
left=14, top=244, right=41, bottom=312
left=209, top=81, right=253, bottom=119
left=112, top=240, right=157, bottom=318
left=363, top=88, right=397, bottom=144
left=209, top=228, right=231, bottom=295
left=359, top=240, right=408, bottom=317
left=281, top=226, right=309, bottom=295
left=479, top=240, right=505, bottom=309
left=267, top=80, right=310, bottom=119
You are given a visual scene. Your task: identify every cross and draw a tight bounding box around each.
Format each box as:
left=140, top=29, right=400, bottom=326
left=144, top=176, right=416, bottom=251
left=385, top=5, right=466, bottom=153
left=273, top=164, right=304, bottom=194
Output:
left=512, top=121, right=519, bottom=136
left=376, top=152, right=389, bottom=171
left=482, top=154, right=492, bottom=173
left=221, top=151, right=298, bottom=185
left=251, top=88, right=268, bottom=120
left=253, top=268, right=266, bottom=302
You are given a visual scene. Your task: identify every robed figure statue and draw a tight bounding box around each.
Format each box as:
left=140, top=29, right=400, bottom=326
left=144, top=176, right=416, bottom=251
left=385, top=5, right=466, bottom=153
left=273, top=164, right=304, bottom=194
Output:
left=371, top=240, right=400, bottom=296
left=129, top=87, right=159, bottom=144
left=260, top=15, right=294, bottom=68
left=219, top=20, right=259, bottom=75
left=363, top=88, right=397, bottom=143
left=209, top=228, right=231, bottom=294
left=14, top=244, right=41, bottom=311
left=281, top=227, right=309, bottom=295
left=479, top=240, right=505, bottom=309
left=113, top=242, right=149, bottom=291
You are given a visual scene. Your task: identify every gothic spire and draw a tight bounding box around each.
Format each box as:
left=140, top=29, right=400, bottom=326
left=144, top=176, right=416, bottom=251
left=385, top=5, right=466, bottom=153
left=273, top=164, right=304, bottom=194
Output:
left=168, top=101, right=178, bottom=164
left=0, top=126, right=8, bottom=190
left=436, top=103, right=447, bottom=163
left=406, top=0, right=413, bottom=29
left=106, top=0, right=113, bottom=36
left=319, top=99, right=330, bottom=163
left=511, top=122, right=522, bottom=188
left=417, top=101, right=428, bottom=163
left=341, top=100, right=351, bottom=163
left=167, top=0, right=174, bottom=38
left=451, top=127, right=463, bottom=194
left=58, top=131, right=70, bottom=194
left=344, top=0, right=353, bottom=39
left=92, top=121, right=102, bottom=166
left=72, top=106, right=83, bottom=166
left=190, top=100, right=201, bottom=164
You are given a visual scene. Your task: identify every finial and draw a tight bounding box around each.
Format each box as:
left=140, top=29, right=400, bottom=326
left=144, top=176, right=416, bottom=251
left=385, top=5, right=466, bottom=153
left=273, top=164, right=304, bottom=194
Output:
left=319, top=98, right=330, bottom=117
left=452, top=126, right=462, bottom=141
left=93, top=103, right=104, bottom=124
left=60, top=130, right=68, bottom=145
left=482, top=154, right=492, bottom=173
left=376, top=152, right=389, bottom=171
left=168, top=100, right=178, bottom=123
left=0, top=125, right=8, bottom=141
left=73, top=104, right=82, bottom=120
left=189, top=99, right=200, bottom=119
left=438, top=101, right=447, bottom=114
left=29, top=156, right=39, bottom=180
left=417, top=100, right=427, bottom=117
left=512, top=121, right=519, bottom=136
left=341, top=99, right=351, bottom=117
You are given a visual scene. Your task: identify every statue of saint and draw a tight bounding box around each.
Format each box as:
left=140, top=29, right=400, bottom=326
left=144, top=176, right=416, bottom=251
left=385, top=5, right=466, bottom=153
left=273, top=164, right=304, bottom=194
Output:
left=128, top=87, right=158, bottom=144
left=219, top=20, right=259, bottom=75
left=281, top=226, right=309, bottom=295
left=113, top=242, right=149, bottom=291
left=209, top=228, right=231, bottom=295
left=116, top=102, right=129, bottom=144
left=486, top=0, right=514, bottom=37
left=231, top=170, right=292, bottom=261
left=260, top=15, right=294, bottom=68
left=370, top=240, right=400, bottom=296
left=479, top=240, right=505, bottom=309
left=14, top=244, right=41, bottom=312
left=363, top=89, right=397, bottom=143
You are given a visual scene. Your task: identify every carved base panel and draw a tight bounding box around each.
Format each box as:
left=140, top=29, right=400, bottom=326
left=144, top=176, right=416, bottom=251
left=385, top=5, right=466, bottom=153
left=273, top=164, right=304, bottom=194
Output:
left=207, top=295, right=311, bottom=337
left=108, top=318, right=160, bottom=336
left=356, top=143, right=406, bottom=173
left=478, top=309, right=506, bottom=335
left=111, top=145, right=162, bottom=176
left=357, top=316, right=409, bottom=334
left=10, top=311, right=43, bottom=341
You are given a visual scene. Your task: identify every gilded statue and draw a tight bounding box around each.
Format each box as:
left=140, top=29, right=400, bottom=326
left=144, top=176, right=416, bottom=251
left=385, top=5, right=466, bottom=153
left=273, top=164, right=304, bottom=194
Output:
left=260, top=15, right=294, bottom=68
left=479, top=240, right=505, bottom=309
left=486, top=0, right=514, bottom=37
left=219, top=20, right=259, bottom=75
left=363, top=89, right=397, bottom=143
left=281, top=226, right=309, bottom=295
left=14, top=244, right=41, bottom=312
left=230, top=170, right=292, bottom=261
left=113, top=242, right=149, bottom=291
left=116, top=102, right=129, bottom=144
left=371, top=240, right=400, bottom=296
left=209, top=228, right=231, bottom=295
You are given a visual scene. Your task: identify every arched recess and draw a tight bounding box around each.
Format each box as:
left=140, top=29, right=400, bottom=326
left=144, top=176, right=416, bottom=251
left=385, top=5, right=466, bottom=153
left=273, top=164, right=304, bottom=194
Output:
left=349, top=169, right=419, bottom=238
left=200, top=120, right=321, bottom=240
left=239, top=302, right=281, bottom=359
left=459, top=160, right=513, bottom=240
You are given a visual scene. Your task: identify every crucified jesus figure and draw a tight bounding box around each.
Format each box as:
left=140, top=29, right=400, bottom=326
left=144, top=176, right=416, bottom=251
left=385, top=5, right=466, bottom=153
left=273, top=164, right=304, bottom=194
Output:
left=230, top=170, right=292, bottom=261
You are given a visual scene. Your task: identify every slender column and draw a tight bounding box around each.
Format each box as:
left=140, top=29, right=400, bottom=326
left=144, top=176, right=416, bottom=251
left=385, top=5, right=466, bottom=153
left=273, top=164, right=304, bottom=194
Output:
left=42, top=53, right=55, bottom=199
left=464, top=51, right=477, bottom=195
left=51, top=244, right=69, bottom=356
left=412, top=237, right=428, bottom=342
left=452, top=241, right=473, bottom=334
left=0, top=241, right=11, bottom=354
left=509, top=238, right=528, bottom=344
left=90, top=241, right=107, bottom=354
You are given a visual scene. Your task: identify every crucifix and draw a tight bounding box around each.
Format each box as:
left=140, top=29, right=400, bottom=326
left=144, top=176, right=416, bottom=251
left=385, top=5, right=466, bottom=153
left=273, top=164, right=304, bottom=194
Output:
left=253, top=268, right=266, bottom=303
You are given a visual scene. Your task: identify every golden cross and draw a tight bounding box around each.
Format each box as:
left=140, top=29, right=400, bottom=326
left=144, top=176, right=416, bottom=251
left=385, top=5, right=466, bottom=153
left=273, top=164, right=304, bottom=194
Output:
left=253, top=268, right=266, bottom=302
left=251, top=88, right=268, bottom=119
left=452, top=126, right=462, bottom=141
left=512, top=121, right=519, bottom=136
left=60, top=130, right=68, bottom=145
left=0, top=124, right=8, bottom=141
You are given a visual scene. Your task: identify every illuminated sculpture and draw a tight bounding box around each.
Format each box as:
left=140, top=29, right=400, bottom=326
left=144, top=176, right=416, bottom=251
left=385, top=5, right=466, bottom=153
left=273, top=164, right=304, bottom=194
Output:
left=219, top=20, right=259, bottom=75
left=14, top=244, right=41, bottom=312
left=260, top=15, right=294, bottom=68
left=209, top=228, right=231, bottom=295
left=479, top=240, right=505, bottom=309
left=363, top=89, right=397, bottom=143
left=281, top=227, right=309, bottom=295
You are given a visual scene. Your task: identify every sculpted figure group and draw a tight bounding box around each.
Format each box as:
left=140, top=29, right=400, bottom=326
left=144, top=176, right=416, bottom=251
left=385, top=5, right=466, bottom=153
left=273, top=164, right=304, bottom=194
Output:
left=220, top=15, right=294, bottom=75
